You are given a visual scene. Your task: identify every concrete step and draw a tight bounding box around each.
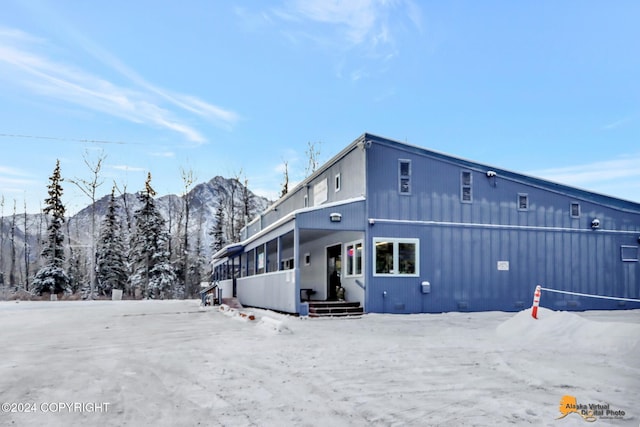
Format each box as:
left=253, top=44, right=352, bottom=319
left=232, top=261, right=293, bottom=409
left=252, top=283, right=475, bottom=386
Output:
left=308, top=301, right=363, bottom=318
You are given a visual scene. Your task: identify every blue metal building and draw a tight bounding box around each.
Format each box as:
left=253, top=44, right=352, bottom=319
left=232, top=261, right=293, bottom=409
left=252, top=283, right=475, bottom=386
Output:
left=212, top=133, right=640, bottom=314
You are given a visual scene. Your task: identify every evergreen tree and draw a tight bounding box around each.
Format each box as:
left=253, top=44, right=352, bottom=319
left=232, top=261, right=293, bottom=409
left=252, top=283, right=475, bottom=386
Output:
left=9, top=200, right=16, bottom=286
left=32, top=160, right=70, bottom=295
left=0, top=196, right=4, bottom=287
left=129, top=173, right=176, bottom=299
left=187, top=210, right=206, bottom=297
left=96, top=187, right=127, bottom=296
left=211, top=203, right=226, bottom=253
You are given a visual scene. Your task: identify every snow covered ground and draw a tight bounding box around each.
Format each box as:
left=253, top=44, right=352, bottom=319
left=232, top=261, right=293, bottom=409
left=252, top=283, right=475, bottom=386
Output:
left=0, top=300, right=638, bottom=427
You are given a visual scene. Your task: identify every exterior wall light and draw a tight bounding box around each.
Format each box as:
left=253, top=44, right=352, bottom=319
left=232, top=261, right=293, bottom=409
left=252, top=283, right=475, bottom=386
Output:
left=329, top=212, right=342, bottom=222
left=591, top=218, right=600, bottom=229
left=486, top=170, right=497, bottom=187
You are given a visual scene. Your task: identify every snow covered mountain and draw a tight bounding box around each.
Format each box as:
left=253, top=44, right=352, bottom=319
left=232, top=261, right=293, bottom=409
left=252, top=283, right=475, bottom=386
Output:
left=0, top=176, right=271, bottom=285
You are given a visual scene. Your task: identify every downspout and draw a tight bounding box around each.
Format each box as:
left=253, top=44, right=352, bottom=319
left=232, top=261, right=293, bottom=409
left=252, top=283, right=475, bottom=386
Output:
left=294, top=221, right=308, bottom=315
left=362, top=138, right=370, bottom=313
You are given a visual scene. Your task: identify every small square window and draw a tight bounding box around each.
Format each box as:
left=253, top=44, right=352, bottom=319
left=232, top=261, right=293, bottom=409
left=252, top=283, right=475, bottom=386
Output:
left=304, top=253, right=311, bottom=265
left=400, top=178, right=410, bottom=193
left=462, top=187, right=471, bottom=201
left=400, top=161, right=410, bottom=177
left=518, top=194, right=529, bottom=210
left=570, top=202, right=580, bottom=218
left=461, top=171, right=472, bottom=186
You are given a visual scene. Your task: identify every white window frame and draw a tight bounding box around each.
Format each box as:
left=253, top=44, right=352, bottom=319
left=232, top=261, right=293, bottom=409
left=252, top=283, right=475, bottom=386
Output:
left=373, top=238, right=420, bottom=277
left=335, top=173, right=341, bottom=192
left=461, top=170, right=473, bottom=203
left=345, top=240, right=363, bottom=277
left=398, top=159, right=411, bottom=195
left=570, top=202, right=581, bottom=218
left=518, top=193, right=529, bottom=211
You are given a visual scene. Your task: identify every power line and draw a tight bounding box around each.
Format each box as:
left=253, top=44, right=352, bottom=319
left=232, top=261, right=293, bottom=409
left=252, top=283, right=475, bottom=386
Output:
left=0, top=133, right=141, bottom=145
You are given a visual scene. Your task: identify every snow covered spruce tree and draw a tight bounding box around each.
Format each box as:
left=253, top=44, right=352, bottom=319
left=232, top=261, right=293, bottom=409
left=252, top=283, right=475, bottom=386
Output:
left=96, top=187, right=127, bottom=296
left=32, top=160, right=71, bottom=296
left=210, top=203, right=226, bottom=253
left=129, top=173, right=176, bottom=299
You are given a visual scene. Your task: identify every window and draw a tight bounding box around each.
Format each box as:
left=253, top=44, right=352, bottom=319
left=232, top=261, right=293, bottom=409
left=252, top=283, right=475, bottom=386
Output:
left=570, top=202, right=580, bottom=218
left=373, top=238, right=419, bottom=276
left=247, top=249, right=255, bottom=276
left=345, top=241, right=363, bottom=276
left=621, top=246, right=638, bottom=262
left=266, top=239, right=278, bottom=273
left=461, top=171, right=472, bottom=202
left=304, top=194, right=308, bottom=208
left=257, top=245, right=265, bottom=274
left=313, top=178, right=328, bottom=205
left=304, top=253, right=311, bottom=266
left=335, top=173, right=341, bottom=192
left=518, top=193, right=529, bottom=211
left=281, top=258, right=294, bottom=270
left=399, top=159, right=411, bottom=194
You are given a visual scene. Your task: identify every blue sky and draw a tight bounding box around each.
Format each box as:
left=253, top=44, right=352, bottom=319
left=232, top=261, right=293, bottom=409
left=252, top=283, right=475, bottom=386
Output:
left=1, top=1, right=639, bottom=214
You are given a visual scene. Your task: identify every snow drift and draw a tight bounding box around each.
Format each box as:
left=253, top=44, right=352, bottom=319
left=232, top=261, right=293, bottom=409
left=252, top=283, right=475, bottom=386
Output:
left=0, top=301, right=638, bottom=426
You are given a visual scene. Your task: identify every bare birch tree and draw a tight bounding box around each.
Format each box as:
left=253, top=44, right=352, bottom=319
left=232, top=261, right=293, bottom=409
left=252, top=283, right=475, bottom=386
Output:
left=23, top=200, right=29, bottom=291
left=305, top=141, right=322, bottom=177
left=280, top=160, right=289, bottom=198
left=68, top=150, right=106, bottom=298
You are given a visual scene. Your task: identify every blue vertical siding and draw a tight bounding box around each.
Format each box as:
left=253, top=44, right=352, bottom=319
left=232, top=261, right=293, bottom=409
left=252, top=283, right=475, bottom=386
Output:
left=364, top=135, right=640, bottom=313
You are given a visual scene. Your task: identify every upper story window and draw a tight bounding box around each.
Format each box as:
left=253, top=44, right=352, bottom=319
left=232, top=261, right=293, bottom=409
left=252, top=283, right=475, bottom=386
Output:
left=303, top=194, right=309, bottom=208
left=518, top=193, right=529, bottom=211
left=373, top=238, right=419, bottom=276
left=398, top=159, right=411, bottom=195
left=461, top=171, right=472, bottom=203
left=335, top=173, right=341, bottom=192
left=570, top=202, right=580, bottom=218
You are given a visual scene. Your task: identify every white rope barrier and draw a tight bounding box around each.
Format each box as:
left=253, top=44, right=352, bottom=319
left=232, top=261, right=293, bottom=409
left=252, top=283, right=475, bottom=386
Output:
left=539, top=287, right=640, bottom=303
left=531, top=285, right=640, bottom=319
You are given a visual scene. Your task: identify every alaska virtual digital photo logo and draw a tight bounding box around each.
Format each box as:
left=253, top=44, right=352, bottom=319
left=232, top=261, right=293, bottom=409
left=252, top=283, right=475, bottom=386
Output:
left=557, top=395, right=627, bottom=422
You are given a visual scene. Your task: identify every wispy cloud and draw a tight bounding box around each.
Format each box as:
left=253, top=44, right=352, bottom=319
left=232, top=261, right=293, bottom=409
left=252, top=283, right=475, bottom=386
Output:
left=528, top=154, right=640, bottom=201
left=149, top=151, right=175, bottom=158
left=601, top=115, right=636, bottom=131
left=110, top=165, right=146, bottom=172
left=0, top=165, right=38, bottom=194
left=268, top=0, right=421, bottom=60
left=0, top=26, right=239, bottom=143
left=0, top=166, right=31, bottom=176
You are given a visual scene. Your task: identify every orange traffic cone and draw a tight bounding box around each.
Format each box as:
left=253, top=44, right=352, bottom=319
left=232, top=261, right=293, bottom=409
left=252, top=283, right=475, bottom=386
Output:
left=531, top=285, right=541, bottom=319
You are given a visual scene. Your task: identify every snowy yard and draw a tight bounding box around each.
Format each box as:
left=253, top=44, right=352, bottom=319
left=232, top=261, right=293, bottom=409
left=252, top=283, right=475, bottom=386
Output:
left=0, top=300, right=638, bottom=427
